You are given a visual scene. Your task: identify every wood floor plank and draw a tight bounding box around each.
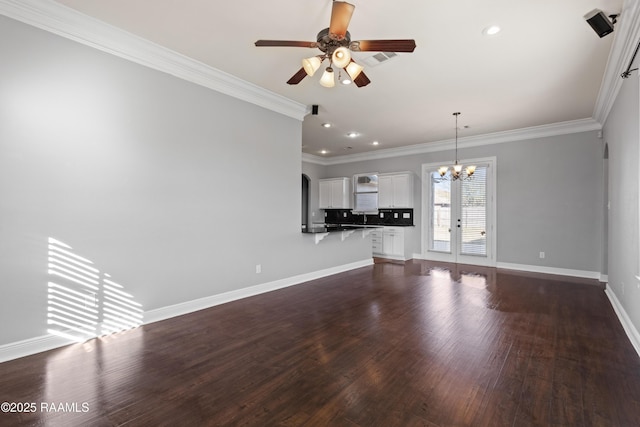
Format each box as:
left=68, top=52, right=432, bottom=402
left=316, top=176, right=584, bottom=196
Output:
left=1, top=259, right=640, bottom=426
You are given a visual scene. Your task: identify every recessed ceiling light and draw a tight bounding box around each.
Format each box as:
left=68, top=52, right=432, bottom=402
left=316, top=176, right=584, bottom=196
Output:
left=372, top=141, right=379, bottom=146
left=347, top=132, right=359, bottom=138
left=341, top=78, right=352, bottom=85
left=483, top=25, right=501, bottom=36
left=321, top=123, right=332, bottom=128
left=320, top=150, right=328, bottom=155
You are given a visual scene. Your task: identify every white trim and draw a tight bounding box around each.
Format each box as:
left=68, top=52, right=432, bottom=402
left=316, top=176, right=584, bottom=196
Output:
left=144, top=258, right=373, bottom=324
left=0, top=0, right=307, bottom=121
left=605, top=284, right=640, bottom=358
left=601, top=274, right=609, bottom=283
left=305, top=118, right=601, bottom=165
left=496, top=262, right=601, bottom=280
left=0, top=258, right=373, bottom=363
left=302, top=153, right=328, bottom=165
left=0, top=334, right=73, bottom=364
left=593, top=0, right=640, bottom=125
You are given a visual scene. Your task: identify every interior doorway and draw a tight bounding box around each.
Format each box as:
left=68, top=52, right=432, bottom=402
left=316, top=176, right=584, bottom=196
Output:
left=302, top=174, right=310, bottom=230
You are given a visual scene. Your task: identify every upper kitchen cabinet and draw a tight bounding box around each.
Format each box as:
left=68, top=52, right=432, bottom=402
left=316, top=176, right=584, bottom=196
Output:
left=319, top=177, right=352, bottom=209
left=378, top=172, right=414, bottom=208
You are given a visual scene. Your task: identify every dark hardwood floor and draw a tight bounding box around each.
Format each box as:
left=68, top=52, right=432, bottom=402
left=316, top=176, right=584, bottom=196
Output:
left=2, top=259, right=640, bottom=426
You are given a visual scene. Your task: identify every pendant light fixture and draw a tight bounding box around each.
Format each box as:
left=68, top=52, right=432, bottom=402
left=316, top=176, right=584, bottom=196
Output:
left=438, top=112, right=476, bottom=180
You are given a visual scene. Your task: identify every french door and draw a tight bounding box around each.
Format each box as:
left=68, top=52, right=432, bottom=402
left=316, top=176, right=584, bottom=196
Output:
left=422, top=158, right=496, bottom=266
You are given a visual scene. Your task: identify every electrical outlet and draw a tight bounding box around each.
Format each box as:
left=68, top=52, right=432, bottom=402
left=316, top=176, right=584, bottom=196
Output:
left=539, top=251, right=545, bottom=259
left=255, top=264, right=261, bottom=274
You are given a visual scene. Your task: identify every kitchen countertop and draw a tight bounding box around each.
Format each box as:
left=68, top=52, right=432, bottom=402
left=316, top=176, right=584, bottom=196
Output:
left=302, top=224, right=383, bottom=234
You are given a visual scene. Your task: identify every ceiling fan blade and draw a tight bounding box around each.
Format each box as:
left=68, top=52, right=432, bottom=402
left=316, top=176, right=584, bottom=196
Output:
left=329, top=1, right=355, bottom=40
left=353, top=71, right=371, bottom=87
left=351, top=39, right=417, bottom=52
left=287, top=67, right=308, bottom=85
left=255, top=40, right=318, bottom=48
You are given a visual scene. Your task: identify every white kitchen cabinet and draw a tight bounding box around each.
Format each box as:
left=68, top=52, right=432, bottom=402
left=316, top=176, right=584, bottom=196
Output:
left=319, top=178, right=352, bottom=209
left=378, top=172, right=413, bottom=208
left=372, top=226, right=414, bottom=261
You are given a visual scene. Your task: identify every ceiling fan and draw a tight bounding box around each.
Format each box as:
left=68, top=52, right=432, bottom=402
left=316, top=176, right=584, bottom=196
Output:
left=254, top=1, right=416, bottom=88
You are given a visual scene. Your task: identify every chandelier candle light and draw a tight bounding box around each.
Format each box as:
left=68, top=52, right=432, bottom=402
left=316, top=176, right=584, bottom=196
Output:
left=438, top=112, right=476, bottom=180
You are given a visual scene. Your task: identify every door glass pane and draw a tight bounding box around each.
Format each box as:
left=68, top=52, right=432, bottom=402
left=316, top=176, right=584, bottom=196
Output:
left=430, top=171, right=451, bottom=252
left=460, top=166, right=487, bottom=256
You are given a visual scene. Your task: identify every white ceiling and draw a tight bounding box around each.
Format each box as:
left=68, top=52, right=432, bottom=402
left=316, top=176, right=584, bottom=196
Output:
left=53, top=0, right=622, bottom=157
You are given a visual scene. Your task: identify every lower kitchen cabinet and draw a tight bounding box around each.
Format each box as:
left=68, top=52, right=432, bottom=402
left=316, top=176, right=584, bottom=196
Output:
left=371, top=226, right=414, bottom=261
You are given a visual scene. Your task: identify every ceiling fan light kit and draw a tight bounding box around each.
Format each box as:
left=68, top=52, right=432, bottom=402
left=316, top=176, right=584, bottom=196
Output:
left=255, top=1, right=416, bottom=88
left=302, top=56, right=323, bottom=76
left=332, top=46, right=351, bottom=68
left=345, top=60, right=363, bottom=80
left=319, top=67, right=336, bottom=87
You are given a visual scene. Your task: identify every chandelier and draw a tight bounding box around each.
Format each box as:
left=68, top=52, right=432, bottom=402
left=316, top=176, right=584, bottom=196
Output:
left=438, top=112, right=476, bottom=180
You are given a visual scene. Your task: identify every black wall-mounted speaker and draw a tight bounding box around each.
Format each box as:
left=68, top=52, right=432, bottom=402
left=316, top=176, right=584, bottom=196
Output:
left=312, top=105, right=319, bottom=115
left=584, top=9, right=615, bottom=38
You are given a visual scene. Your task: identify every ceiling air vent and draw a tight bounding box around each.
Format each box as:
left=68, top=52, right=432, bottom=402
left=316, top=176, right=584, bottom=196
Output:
left=354, top=51, right=399, bottom=68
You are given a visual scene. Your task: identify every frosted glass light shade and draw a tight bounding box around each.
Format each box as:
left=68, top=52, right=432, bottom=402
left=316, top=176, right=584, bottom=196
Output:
left=453, top=164, right=463, bottom=173
left=319, top=67, right=335, bottom=87
left=465, top=165, right=476, bottom=176
left=302, top=56, right=322, bottom=76
left=332, top=47, right=351, bottom=68
left=345, top=61, right=363, bottom=80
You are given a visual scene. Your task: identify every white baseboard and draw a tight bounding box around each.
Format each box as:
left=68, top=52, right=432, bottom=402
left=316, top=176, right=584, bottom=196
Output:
left=605, top=285, right=640, bottom=358
left=0, top=334, right=72, bottom=364
left=144, top=258, right=373, bottom=324
left=496, top=262, right=601, bottom=280
left=0, top=258, right=373, bottom=363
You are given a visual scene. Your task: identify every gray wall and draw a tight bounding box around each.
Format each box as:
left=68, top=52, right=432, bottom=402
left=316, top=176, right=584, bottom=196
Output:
left=0, top=16, right=371, bottom=346
left=321, top=131, right=605, bottom=273
left=604, top=66, right=639, bottom=329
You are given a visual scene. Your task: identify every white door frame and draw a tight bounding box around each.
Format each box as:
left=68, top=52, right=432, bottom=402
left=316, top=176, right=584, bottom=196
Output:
left=420, top=157, right=497, bottom=267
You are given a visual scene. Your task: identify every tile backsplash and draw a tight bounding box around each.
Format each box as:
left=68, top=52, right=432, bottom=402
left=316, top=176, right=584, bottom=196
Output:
left=323, top=208, right=413, bottom=226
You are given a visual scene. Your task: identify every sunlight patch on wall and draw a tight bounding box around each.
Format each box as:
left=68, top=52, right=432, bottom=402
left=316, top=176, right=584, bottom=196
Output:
left=47, top=238, right=143, bottom=342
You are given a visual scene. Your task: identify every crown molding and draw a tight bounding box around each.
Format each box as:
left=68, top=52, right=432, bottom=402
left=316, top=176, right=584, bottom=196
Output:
left=301, top=153, right=328, bottom=165
left=0, top=0, right=307, bottom=121
left=304, top=118, right=602, bottom=166
left=593, top=0, right=640, bottom=124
